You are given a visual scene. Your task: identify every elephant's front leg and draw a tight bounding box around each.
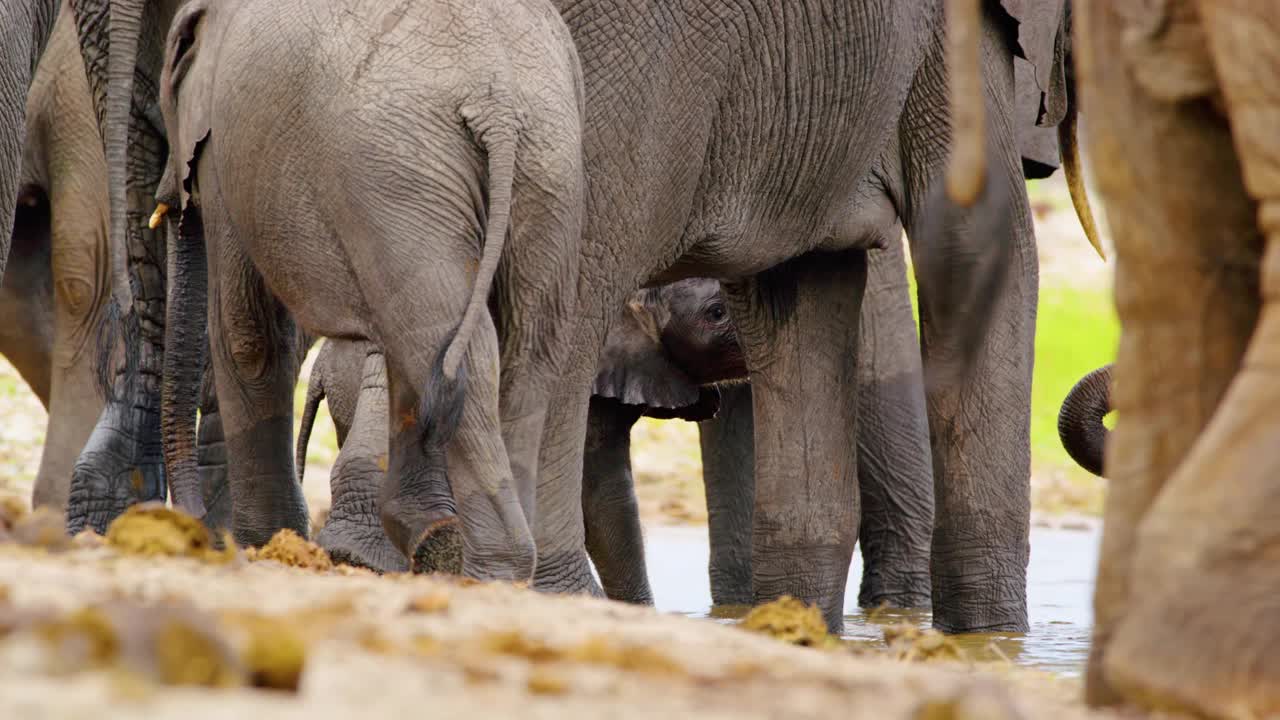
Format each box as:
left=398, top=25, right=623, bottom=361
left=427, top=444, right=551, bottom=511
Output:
left=206, top=243, right=308, bottom=547
left=65, top=188, right=170, bottom=534
left=699, top=383, right=755, bottom=607
left=581, top=397, right=652, bottom=604
left=726, top=250, right=866, bottom=632
left=855, top=234, right=933, bottom=610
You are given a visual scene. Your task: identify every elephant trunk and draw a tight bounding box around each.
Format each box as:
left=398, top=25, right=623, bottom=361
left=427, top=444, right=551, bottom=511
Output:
left=160, top=207, right=208, bottom=519
left=1058, top=363, right=1112, bottom=477
left=69, top=0, right=142, bottom=316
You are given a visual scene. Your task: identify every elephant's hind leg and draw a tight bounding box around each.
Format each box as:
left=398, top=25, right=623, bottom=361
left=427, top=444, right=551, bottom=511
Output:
left=319, top=349, right=408, bottom=573
left=1093, top=3, right=1280, bottom=716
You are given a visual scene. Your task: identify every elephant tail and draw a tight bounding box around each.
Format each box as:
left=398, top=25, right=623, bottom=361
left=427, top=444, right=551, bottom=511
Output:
left=419, top=131, right=518, bottom=451
left=296, top=365, right=326, bottom=485
left=1058, top=364, right=1112, bottom=477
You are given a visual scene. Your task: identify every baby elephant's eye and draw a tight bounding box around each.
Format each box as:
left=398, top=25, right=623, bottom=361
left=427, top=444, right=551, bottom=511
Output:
left=706, top=304, right=727, bottom=323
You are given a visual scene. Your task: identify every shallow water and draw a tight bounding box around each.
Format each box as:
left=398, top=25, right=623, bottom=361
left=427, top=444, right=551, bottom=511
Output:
left=645, top=524, right=1099, bottom=677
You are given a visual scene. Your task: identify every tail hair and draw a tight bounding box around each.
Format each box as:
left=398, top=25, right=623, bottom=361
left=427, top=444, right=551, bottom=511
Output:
left=419, top=333, right=469, bottom=454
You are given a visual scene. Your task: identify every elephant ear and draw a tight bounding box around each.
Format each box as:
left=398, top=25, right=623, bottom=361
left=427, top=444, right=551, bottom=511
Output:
left=996, top=0, right=1071, bottom=178
left=592, top=298, right=709, bottom=421
left=159, top=2, right=214, bottom=205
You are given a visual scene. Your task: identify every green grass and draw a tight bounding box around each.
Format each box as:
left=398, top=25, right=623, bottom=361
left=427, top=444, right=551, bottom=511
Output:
left=1031, top=284, right=1117, bottom=472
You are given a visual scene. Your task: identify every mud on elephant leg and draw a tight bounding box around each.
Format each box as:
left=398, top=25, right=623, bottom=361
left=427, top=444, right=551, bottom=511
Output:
left=581, top=397, right=651, bottom=605
left=1074, top=2, right=1263, bottom=706
left=855, top=237, right=933, bottom=610
left=726, top=250, right=866, bottom=632
left=317, top=349, right=408, bottom=573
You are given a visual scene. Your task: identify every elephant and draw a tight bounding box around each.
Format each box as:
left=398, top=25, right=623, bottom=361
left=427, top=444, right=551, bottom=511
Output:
left=0, top=0, right=59, bottom=283
left=1064, top=3, right=1280, bottom=715
left=1057, top=364, right=1111, bottom=478
left=295, top=278, right=742, bottom=577
left=153, top=0, right=587, bottom=587
left=296, top=272, right=936, bottom=611
left=520, top=0, right=1082, bottom=634
left=2, top=4, right=111, bottom=512
left=69, top=0, right=1081, bottom=633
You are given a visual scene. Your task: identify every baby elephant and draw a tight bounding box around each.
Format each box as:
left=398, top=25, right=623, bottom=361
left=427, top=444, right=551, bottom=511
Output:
left=1058, top=364, right=1112, bottom=477
left=298, top=278, right=741, bottom=574
left=155, top=0, right=585, bottom=581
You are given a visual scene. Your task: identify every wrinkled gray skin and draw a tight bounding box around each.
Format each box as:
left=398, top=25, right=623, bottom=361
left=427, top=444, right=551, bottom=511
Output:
left=156, top=0, right=585, bottom=585
left=70, top=0, right=1067, bottom=632
left=528, top=0, right=1071, bottom=633
left=700, top=238, right=935, bottom=610
left=0, top=0, right=59, bottom=284
left=298, top=275, right=931, bottom=609
left=1058, top=364, right=1111, bottom=478
left=1, top=7, right=110, bottom=512
left=295, top=279, right=738, bottom=575
left=699, top=38, right=1076, bottom=612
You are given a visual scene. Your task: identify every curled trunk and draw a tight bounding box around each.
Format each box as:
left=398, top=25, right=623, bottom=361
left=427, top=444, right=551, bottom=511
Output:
left=1058, top=363, right=1112, bottom=477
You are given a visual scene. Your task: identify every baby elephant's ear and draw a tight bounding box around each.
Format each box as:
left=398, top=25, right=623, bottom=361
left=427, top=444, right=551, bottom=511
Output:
left=642, top=386, right=721, bottom=423
left=593, top=298, right=702, bottom=412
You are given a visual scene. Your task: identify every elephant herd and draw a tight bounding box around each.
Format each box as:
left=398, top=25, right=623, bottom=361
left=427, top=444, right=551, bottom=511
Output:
left=8, top=0, right=1275, bottom=716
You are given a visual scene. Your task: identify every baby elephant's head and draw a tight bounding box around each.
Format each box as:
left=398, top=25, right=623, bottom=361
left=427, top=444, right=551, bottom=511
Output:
left=593, top=278, right=745, bottom=422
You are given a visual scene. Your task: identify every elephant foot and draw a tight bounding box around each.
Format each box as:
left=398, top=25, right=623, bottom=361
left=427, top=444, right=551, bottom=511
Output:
left=858, top=567, right=932, bottom=610
left=533, top=548, right=605, bottom=598
left=65, top=403, right=165, bottom=535
left=930, top=531, right=1029, bottom=633
left=1100, top=367, right=1280, bottom=718
left=410, top=516, right=463, bottom=575
left=752, top=545, right=854, bottom=634
left=318, top=516, right=409, bottom=574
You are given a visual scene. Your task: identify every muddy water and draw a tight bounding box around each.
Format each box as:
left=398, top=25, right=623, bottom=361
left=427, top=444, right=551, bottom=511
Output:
left=645, top=524, right=1100, bottom=677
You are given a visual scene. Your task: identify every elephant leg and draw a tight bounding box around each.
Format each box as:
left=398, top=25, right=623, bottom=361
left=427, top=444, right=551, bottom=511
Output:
left=698, top=383, right=755, bottom=607
left=377, top=311, right=533, bottom=582
left=66, top=186, right=169, bottom=534
left=903, top=18, right=1035, bottom=633
left=1081, top=4, right=1280, bottom=715
left=1073, top=2, right=1263, bottom=707
left=532, top=335, right=604, bottom=597
left=726, top=250, right=865, bottom=632
left=318, top=349, right=407, bottom=573
left=206, top=239, right=308, bottom=547
left=30, top=176, right=111, bottom=511
left=856, top=235, right=933, bottom=609
left=581, top=397, right=651, bottom=604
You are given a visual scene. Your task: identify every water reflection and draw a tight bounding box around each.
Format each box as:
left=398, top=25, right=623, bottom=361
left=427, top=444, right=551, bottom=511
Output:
left=645, top=524, right=1099, bottom=677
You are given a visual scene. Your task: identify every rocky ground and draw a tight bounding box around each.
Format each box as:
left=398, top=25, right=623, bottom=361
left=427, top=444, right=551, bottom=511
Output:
left=0, top=503, right=1145, bottom=720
